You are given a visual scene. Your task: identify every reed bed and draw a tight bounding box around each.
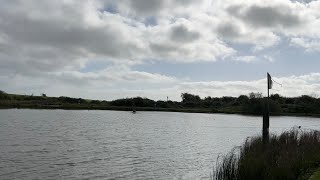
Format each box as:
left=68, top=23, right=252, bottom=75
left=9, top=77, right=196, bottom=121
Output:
left=212, top=128, right=320, bottom=180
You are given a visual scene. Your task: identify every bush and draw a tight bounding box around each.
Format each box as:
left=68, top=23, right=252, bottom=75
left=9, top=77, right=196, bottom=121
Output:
left=212, top=128, right=320, bottom=180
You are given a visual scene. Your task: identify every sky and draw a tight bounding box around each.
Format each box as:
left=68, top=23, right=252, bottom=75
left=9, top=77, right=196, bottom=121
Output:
left=1, top=0, right=320, bottom=101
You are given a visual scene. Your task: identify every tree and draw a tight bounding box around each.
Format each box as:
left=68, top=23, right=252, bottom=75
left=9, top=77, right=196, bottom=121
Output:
left=0, top=90, right=10, bottom=100
left=237, top=95, right=249, bottom=104
left=249, top=92, right=263, bottom=99
left=270, top=94, right=280, bottom=100
left=41, top=93, right=47, bottom=97
left=181, top=93, right=201, bottom=103
left=242, top=92, right=264, bottom=114
left=181, top=93, right=201, bottom=108
left=270, top=94, right=284, bottom=104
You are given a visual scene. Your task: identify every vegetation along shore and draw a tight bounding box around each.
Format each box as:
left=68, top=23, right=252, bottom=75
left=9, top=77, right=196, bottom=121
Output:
left=1, top=90, right=320, bottom=117
left=211, top=129, right=320, bottom=180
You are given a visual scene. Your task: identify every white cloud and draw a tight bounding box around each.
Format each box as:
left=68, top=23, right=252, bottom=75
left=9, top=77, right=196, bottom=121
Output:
left=0, top=1, right=148, bottom=75
left=1, top=0, right=320, bottom=100
left=291, top=37, right=320, bottom=52
left=1, top=0, right=320, bottom=73
left=233, top=56, right=257, bottom=63
left=2, top=70, right=320, bottom=101
left=173, top=73, right=320, bottom=100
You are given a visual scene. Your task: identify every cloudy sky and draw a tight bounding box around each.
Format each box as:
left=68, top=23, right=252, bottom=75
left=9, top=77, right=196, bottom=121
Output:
left=1, top=0, right=320, bottom=100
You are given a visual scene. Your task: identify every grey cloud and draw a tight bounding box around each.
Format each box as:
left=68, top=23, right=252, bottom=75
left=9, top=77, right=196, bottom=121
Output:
left=0, top=1, right=145, bottom=75
left=170, top=24, right=200, bottom=43
left=0, top=0, right=233, bottom=78
left=150, top=42, right=182, bottom=56
left=0, top=42, right=82, bottom=75
left=175, top=0, right=196, bottom=6
left=128, top=0, right=166, bottom=15
left=216, top=22, right=241, bottom=39
left=291, top=0, right=316, bottom=3
left=124, top=0, right=198, bottom=16
left=215, top=21, right=280, bottom=49
left=227, top=4, right=303, bottom=28
left=1, top=11, right=142, bottom=59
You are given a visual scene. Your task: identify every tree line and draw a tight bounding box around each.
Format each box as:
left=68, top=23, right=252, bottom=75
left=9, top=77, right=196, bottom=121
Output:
left=1, top=90, right=320, bottom=115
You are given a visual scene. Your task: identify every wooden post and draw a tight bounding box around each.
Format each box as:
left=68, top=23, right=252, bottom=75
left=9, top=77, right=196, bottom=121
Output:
left=263, top=73, right=270, bottom=144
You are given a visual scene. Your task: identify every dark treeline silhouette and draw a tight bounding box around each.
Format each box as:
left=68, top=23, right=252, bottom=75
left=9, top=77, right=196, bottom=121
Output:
left=110, top=97, right=181, bottom=108
left=1, top=90, right=320, bottom=115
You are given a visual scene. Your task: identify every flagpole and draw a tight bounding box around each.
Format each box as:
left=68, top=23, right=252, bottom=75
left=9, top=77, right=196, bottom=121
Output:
left=267, top=72, right=269, bottom=138
left=263, top=73, right=270, bottom=144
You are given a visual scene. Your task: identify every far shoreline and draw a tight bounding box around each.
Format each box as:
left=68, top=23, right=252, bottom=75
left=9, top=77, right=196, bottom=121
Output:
left=2, top=105, right=320, bottom=118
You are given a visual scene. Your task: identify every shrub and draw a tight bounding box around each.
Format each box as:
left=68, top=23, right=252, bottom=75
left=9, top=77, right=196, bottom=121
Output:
left=212, top=128, right=320, bottom=180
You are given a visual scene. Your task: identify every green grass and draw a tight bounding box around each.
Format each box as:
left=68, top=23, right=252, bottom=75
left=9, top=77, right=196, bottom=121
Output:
left=212, top=129, right=320, bottom=180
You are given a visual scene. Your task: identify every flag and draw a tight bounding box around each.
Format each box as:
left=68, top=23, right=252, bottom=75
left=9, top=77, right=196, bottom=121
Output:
left=267, top=73, right=273, bottom=89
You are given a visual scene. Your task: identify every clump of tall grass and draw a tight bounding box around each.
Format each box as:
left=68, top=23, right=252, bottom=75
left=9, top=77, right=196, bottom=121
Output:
left=212, top=128, right=320, bottom=180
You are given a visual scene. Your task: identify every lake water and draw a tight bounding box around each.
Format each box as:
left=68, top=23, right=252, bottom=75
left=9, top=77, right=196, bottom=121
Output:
left=1, top=109, right=320, bottom=180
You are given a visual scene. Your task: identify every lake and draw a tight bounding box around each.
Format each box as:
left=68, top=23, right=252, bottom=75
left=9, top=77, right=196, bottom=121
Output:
left=1, top=109, right=320, bottom=180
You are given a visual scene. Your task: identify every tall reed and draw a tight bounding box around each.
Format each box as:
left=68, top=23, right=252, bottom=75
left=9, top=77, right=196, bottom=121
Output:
left=212, top=128, right=320, bottom=180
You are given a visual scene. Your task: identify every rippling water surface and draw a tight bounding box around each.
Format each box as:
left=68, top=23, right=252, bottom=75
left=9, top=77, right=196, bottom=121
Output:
left=1, top=109, right=320, bottom=179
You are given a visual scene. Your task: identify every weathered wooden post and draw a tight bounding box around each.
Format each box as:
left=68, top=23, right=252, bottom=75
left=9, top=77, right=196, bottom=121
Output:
left=263, top=73, right=272, bottom=143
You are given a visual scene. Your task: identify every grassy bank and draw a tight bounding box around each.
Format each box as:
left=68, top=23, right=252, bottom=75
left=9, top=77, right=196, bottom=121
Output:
left=212, top=129, right=320, bottom=180
left=2, top=102, right=320, bottom=118
left=0, top=102, right=220, bottom=113
left=2, top=90, right=320, bottom=117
